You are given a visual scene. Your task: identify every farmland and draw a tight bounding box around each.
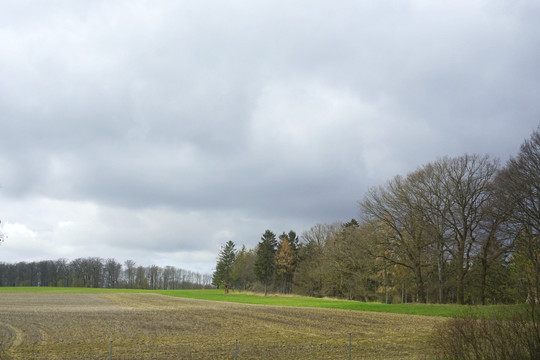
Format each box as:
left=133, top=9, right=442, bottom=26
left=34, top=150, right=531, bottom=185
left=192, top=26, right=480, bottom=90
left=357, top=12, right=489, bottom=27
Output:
left=0, top=291, right=442, bottom=359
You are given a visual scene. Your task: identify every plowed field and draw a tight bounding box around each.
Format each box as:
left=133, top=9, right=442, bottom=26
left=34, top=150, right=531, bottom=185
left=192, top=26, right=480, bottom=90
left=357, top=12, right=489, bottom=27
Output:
left=0, top=293, right=441, bottom=359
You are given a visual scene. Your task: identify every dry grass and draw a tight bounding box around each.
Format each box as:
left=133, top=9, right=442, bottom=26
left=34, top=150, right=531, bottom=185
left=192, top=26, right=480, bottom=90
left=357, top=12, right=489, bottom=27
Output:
left=0, top=293, right=442, bottom=359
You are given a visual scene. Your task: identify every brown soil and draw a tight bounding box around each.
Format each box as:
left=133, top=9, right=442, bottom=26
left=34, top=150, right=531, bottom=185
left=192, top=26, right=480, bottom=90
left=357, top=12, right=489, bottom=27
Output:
left=0, top=293, right=441, bottom=359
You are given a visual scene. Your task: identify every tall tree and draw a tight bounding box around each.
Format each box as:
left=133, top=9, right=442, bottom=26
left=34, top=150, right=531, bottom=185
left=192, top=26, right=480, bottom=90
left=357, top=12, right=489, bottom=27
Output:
left=55, top=258, right=69, bottom=287
left=294, top=223, right=341, bottom=297
left=433, top=154, right=499, bottom=304
left=408, top=164, right=452, bottom=303
left=275, top=234, right=295, bottom=293
left=254, top=230, right=277, bottom=296
left=360, top=175, right=433, bottom=303
left=104, top=258, right=122, bottom=288
left=135, top=265, right=147, bottom=289
left=500, top=126, right=540, bottom=306
left=230, top=246, right=256, bottom=290
left=324, top=222, right=379, bottom=301
left=162, top=266, right=176, bottom=290
left=474, top=175, right=515, bottom=305
left=124, top=260, right=136, bottom=288
left=148, top=265, right=161, bottom=289
left=87, top=258, right=104, bottom=288
left=212, top=240, right=237, bottom=288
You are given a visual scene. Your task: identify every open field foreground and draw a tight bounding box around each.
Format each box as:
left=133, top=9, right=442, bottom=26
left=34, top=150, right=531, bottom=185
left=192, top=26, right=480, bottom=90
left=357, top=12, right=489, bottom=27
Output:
left=0, top=293, right=442, bottom=359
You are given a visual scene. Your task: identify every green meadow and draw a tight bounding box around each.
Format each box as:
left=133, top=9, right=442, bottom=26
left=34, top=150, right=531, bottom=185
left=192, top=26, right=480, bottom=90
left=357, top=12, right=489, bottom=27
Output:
left=0, top=287, right=522, bottom=318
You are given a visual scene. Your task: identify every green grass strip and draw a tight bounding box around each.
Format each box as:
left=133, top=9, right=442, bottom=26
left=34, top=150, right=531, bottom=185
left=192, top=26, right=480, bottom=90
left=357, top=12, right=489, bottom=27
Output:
left=0, top=287, right=524, bottom=318
left=155, top=289, right=523, bottom=318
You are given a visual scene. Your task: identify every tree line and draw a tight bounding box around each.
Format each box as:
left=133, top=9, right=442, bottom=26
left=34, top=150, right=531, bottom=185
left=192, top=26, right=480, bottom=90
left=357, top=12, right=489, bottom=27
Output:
left=213, top=126, right=540, bottom=305
left=0, top=257, right=213, bottom=289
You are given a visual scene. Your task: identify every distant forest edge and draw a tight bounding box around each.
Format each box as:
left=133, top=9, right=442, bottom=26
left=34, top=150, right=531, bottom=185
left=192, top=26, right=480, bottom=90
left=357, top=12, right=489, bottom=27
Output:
left=2, top=126, right=540, bottom=306
left=213, top=125, right=540, bottom=305
left=0, top=258, right=213, bottom=290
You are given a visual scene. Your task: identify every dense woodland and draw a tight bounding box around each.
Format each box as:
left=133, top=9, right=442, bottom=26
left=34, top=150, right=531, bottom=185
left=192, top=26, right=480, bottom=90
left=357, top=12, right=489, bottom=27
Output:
left=213, top=126, right=540, bottom=305
left=0, top=258, right=212, bottom=289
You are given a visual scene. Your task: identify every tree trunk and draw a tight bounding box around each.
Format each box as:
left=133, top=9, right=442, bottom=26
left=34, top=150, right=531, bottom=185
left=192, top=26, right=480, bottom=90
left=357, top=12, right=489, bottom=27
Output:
left=456, top=275, right=465, bottom=304
left=456, top=271, right=466, bottom=304
left=414, top=264, right=427, bottom=303
left=456, top=241, right=466, bottom=305
left=437, top=238, right=445, bottom=303
left=480, top=257, right=488, bottom=305
left=384, top=266, right=389, bottom=304
left=438, top=262, right=445, bottom=304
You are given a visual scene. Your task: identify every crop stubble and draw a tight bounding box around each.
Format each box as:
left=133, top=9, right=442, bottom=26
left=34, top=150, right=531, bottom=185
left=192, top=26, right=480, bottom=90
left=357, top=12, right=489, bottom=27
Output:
left=0, top=293, right=441, bottom=359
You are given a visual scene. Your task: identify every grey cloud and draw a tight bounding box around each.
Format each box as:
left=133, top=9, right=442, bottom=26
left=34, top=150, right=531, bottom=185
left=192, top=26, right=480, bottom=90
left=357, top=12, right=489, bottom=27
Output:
left=1, top=0, right=539, bottom=272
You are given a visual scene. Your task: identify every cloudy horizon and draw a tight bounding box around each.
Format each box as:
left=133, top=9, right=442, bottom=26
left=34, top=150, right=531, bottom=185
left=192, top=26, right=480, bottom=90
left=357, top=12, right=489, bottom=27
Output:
left=1, top=0, right=539, bottom=274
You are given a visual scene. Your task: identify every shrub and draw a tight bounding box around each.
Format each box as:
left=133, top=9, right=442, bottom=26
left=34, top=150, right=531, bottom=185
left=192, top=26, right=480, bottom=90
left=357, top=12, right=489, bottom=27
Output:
left=432, top=307, right=540, bottom=360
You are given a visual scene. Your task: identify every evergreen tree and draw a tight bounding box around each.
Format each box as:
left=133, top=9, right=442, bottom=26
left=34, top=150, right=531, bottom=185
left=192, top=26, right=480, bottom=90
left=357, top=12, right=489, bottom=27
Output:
left=212, top=240, right=237, bottom=288
left=254, top=230, right=277, bottom=296
left=287, top=230, right=300, bottom=253
left=344, top=218, right=359, bottom=228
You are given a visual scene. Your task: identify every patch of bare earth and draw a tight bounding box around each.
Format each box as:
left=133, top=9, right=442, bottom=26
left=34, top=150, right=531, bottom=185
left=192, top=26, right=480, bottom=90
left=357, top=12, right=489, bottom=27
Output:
left=0, top=293, right=442, bottom=359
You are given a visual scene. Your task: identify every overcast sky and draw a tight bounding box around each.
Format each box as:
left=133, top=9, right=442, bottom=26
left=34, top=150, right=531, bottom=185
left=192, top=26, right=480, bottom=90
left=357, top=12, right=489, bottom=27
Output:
left=0, top=0, right=539, bottom=274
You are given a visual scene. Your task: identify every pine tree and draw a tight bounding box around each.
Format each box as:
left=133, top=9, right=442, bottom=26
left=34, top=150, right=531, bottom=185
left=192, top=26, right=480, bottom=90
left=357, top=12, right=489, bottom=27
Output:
left=254, top=230, right=277, bottom=296
left=287, top=230, right=300, bottom=253
left=212, top=240, right=237, bottom=289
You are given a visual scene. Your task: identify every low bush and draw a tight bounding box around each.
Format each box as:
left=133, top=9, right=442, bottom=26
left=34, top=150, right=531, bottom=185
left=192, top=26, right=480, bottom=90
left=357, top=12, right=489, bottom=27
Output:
left=432, top=307, right=540, bottom=360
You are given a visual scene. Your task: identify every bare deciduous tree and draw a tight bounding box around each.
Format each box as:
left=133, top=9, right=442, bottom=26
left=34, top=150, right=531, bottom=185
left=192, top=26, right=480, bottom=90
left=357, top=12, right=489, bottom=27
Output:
left=104, top=258, right=122, bottom=288
left=360, top=175, right=433, bottom=303
left=124, top=259, right=136, bottom=288
left=434, top=155, right=499, bottom=304
left=500, top=126, right=540, bottom=306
